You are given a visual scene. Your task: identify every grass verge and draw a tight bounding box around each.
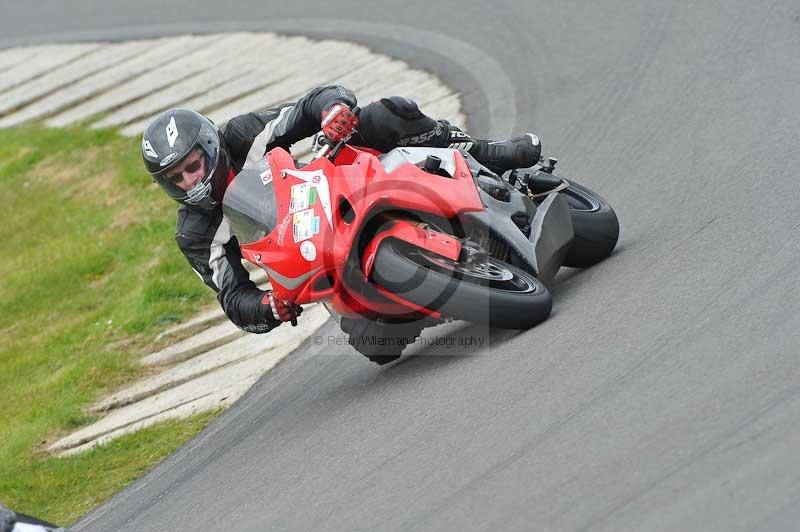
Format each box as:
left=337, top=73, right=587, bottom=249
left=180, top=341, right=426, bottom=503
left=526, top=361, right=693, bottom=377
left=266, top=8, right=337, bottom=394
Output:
left=0, top=124, right=219, bottom=525
left=4, top=410, right=222, bottom=526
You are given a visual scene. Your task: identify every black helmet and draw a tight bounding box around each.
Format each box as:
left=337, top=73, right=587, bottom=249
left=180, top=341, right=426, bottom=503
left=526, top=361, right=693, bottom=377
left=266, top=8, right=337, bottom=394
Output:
left=142, top=108, right=230, bottom=211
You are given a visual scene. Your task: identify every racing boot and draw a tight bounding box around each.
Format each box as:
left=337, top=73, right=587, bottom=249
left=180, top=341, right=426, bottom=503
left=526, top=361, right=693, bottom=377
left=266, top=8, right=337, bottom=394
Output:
left=445, top=125, right=542, bottom=174
left=468, top=134, right=542, bottom=174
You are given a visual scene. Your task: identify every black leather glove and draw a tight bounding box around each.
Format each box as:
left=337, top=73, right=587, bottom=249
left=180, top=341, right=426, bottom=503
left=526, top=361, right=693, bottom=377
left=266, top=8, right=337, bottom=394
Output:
left=263, top=291, right=303, bottom=326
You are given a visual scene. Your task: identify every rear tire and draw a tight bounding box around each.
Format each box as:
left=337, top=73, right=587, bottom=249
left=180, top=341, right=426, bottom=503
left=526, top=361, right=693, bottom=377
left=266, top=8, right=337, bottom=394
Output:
left=371, top=239, right=552, bottom=329
left=560, top=180, right=619, bottom=267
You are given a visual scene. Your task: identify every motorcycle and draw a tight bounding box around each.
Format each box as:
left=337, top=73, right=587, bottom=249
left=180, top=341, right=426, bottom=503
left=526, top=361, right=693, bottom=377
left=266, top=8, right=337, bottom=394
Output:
left=222, top=135, right=619, bottom=363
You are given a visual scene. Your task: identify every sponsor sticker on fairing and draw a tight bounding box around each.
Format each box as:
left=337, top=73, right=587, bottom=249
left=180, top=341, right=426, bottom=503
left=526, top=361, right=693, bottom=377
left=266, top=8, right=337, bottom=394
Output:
left=300, top=240, right=317, bottom=262
left=284, top=169, right=333, bottom=226
left=290, top=183, right=310, bottom=212
left=257, top=158, right=273, bottom=185
left=292, top=209, right=315, bottom=243
left=260, top=167, right=273, bottom=185
left=276, top=213, right=292, bottom=245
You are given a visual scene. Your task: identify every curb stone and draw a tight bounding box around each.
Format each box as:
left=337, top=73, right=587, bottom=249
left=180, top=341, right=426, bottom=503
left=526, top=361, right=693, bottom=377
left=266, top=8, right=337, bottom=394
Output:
left=139, top=320, right=247, bottom=367
left=52, top=304, right=331, bottom=455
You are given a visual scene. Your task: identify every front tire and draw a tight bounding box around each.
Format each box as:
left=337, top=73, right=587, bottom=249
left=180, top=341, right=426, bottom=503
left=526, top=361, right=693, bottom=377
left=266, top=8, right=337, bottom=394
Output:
left=371, top=239, right=552, bottom=329
left=560, top=180, right=619, bottom=267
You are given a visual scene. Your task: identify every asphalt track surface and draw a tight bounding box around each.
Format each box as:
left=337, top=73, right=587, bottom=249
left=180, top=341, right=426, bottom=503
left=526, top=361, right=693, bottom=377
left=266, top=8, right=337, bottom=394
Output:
left=3, top=2, right=800, bottom=531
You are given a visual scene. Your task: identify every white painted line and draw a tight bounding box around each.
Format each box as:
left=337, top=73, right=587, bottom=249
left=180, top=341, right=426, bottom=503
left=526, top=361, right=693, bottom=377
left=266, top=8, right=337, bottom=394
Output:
left=357, top=73, right=450, bottom=106
left=93, top=335, right=269, bottom=413
left=46, top=34, right=257, bottom=127
left=0, top=36, right=204, bottom=127
left=110, top=36, right=331, bottom=133
left=0, top=46, right=42, bottom=73
left=56, top=381, right=255, bottom=457
left=153, top=307, right=228, bottom=343
left=205, top=42, right=377, bottom=126
left=140, top=320, right=246, bottom=367
left=0, top=44, right=100, bottom=93
left=0, top=40, right=157, bottom=116
left=91, top=33, right=280, bottom=129
left=332, top=57, right=413, bottom=93
left=94, top=303, right=327, bottom=412
left=118, top=36, right=321, bottom=136
left=0, top=33, right=463, bottom=137
left=112, top=37, right=332, bottom=136
left=421, top=93, right=464, bottom=124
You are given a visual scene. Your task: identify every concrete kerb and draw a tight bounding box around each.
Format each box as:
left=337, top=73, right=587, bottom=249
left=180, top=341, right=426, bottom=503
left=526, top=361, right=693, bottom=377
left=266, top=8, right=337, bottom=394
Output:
left=145, top=261, right=269, bottom=350
left=0, top=32, right=463, bottom=455
left=0, top=36, right=203, bottom=127
left=91, top=304, right=331, bottom=414
left=139, top=320, right=247, bottom=368
left=153, top=307, right=227, bottom=344
left=51, top=303, right=332, bottom=456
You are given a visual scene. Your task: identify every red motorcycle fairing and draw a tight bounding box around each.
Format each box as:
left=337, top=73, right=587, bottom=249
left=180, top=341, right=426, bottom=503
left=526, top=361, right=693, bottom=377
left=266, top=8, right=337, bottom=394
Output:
left=239, top=144, right=483, bottom=319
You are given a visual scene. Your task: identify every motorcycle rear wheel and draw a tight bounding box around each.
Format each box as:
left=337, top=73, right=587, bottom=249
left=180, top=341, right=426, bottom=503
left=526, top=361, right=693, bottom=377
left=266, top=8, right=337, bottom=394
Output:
left=371, top=239, right=552, bottom=329
left=560, top=180, right=619, bottom=267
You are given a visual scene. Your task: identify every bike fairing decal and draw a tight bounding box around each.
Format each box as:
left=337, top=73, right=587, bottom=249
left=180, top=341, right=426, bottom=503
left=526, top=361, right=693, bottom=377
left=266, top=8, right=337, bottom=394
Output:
left=283, top=169, right=333, bottom=227
left=276, top=213, right=292, bottom=245
left=259, top=160, right=273, bottom=185
left=289, top=183, right=315, bottom=212
left=300, top=240, right=317, bottom=262
left=292, top=209, right=321, bottom=243
left=261, top=265, right=321, bottom=290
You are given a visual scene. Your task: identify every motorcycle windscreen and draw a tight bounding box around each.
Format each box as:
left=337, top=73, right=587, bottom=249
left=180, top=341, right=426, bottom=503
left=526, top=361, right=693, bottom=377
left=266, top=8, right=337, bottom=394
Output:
left=221, top=162, right=278, bottom=244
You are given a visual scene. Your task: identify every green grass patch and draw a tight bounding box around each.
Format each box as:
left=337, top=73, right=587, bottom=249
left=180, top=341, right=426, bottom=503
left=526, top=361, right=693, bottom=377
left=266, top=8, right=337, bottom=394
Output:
left=1, top=410, right=221, bottom=526
left=0, top=125, right=219, bottom=525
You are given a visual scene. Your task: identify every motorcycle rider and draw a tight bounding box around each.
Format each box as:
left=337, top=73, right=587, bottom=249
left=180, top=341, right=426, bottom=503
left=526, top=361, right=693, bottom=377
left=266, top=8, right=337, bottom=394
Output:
left=141, top=85, right=541, bottom=358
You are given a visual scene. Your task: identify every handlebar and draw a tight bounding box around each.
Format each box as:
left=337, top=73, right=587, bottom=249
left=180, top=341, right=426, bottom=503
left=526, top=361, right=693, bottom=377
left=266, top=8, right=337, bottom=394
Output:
left=314, top=141, right=333, bottom=160
left=313, top=136, right=346, bottom=161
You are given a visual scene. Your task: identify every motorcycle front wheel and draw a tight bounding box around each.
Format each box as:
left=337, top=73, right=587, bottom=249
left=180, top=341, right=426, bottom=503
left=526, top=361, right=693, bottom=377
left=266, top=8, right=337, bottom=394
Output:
left=371, top=239, right=552, bottom=329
